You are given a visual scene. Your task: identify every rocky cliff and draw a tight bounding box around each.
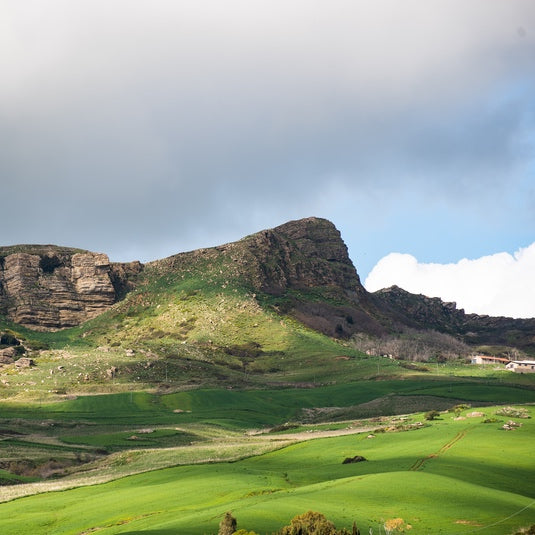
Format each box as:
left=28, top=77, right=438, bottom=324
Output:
left=0, top=245, right=142, bottom=331
left=243, top=217, right=366, bottom=299
left=373, top=285, right=535, bottom=353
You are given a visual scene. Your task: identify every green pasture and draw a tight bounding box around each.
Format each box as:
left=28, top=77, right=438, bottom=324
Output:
left=0, top=405, right=533, bottom=534
left=2, top=379, right=535, bottom=428
left=60, top=428, right=198, bottom=451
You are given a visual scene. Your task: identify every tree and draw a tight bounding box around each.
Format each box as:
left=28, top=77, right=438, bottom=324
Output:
left=279, top=511, right=338, bottom=535
left=219, top=512, right=237, bottom=535
left=424, top=410, right=440, bottom=421
left=451, top=403, right=470, bottom=417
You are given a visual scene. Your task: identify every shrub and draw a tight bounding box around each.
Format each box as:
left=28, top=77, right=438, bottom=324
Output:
left=24, top=340, right=50, bottom=351
left=450, top=404, right=471, bottom=417
left=279, top=511, right=337, bottom=535
left=384, top=518, right=412, bottom=534
left=513, top=525, right=535, bottom=535
left=0, top=333, right=20, bottom=346
left=39, top=255, right=62, bottom=274
left=219, top=512, right=237, bottom=535
left=424, top=410, right=440, bottom=421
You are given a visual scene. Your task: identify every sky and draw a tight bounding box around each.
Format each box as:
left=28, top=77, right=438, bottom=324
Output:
left=1, top=1, right=534, bottom=318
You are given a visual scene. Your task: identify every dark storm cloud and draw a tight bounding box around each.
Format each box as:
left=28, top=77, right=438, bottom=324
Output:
left=1, top=1, right=534, bottom=263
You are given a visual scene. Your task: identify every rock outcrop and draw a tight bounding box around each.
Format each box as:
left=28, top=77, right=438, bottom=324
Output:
left=0, top=245, right=142, bottom=331
left=373, top=285, right=535, bottom=353
left=243, top=217, right=365, bottom=299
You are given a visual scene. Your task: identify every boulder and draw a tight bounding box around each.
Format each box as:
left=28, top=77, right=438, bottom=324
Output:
left=0, top=347, right=17, bottom=359
left=15, top=357, right=34, bottom=368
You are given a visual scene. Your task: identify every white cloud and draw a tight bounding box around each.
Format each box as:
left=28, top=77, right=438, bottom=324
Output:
left=364, top=243, right=535, bottom=319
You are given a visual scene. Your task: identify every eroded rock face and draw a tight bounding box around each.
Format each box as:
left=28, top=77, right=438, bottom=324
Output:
left=0, top=246, right=142, bottom=330
left=244, top=217, right=365, bottom=298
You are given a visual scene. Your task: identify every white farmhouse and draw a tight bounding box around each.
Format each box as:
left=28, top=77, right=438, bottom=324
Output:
left=506, top=360, right=535, bottom=373
left=470, top=355, right=509, bottom=365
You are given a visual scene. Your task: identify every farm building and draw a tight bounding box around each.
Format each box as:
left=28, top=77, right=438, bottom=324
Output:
left=506, top=360, right=535, bottom=373
left=470, top=355, right=510, bottom=365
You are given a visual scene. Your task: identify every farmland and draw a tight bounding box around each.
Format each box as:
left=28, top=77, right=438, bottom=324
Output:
left=0, top=381, right=534, bottom=534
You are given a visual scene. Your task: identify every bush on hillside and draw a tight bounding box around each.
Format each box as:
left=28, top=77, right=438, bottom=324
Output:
left=513, top=526, right=535, bottom=535
left=279, top=511, right=338, bottom=535
left=450, top=404, right=471, bottom=417
left=219, top=511, right=237, bottom=535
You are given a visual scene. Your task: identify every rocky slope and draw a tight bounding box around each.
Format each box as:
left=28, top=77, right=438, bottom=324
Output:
left=0, top=245, right=142, bottom=330
left=148, top=217, right=385, bottom=338
left=372, top=285, right=535, bottom=353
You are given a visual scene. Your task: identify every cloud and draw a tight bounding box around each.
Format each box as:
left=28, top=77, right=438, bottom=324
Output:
left=0, top=1, right=534, bottom=269
left=364, top=243, right=535, bottom=319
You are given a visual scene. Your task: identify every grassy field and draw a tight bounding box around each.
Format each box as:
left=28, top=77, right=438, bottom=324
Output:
left=0, top=404, right=533, bottom=534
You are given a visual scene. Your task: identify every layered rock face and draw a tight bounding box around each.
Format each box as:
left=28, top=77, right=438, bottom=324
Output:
left=243, top=217, right=365, bottom=299
left=0, top=246, right=142, bottom=330
left=235, top=218, right=385, bottom=338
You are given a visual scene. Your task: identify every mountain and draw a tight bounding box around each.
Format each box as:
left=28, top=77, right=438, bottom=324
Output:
left=1, top=217, right=533, bottom=356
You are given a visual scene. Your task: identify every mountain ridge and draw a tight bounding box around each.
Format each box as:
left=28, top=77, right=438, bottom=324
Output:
left=1, top=217, right=534, bottom=354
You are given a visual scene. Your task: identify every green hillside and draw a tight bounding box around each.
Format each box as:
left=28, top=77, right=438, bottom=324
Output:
left=0, top=402, right=533, bottom=534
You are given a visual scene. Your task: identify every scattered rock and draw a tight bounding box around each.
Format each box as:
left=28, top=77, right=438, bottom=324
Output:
left=0, top=354, right=14, bottom=365
left=125, top=349, right=135, bottom=357
left=106, top=366, right=118, bottom=379
left=502, top=420, right=522, bottom=431
left=0, top=347, right=17, bottom=359
left=15, top=357, right=34, bottom=368
left=466, top=411, right=485, bottom=418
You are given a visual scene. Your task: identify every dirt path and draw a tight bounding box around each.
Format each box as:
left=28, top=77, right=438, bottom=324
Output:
left=409, top=429, right=468, bottom=471
left=254, top=425, right=378, bottom=441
